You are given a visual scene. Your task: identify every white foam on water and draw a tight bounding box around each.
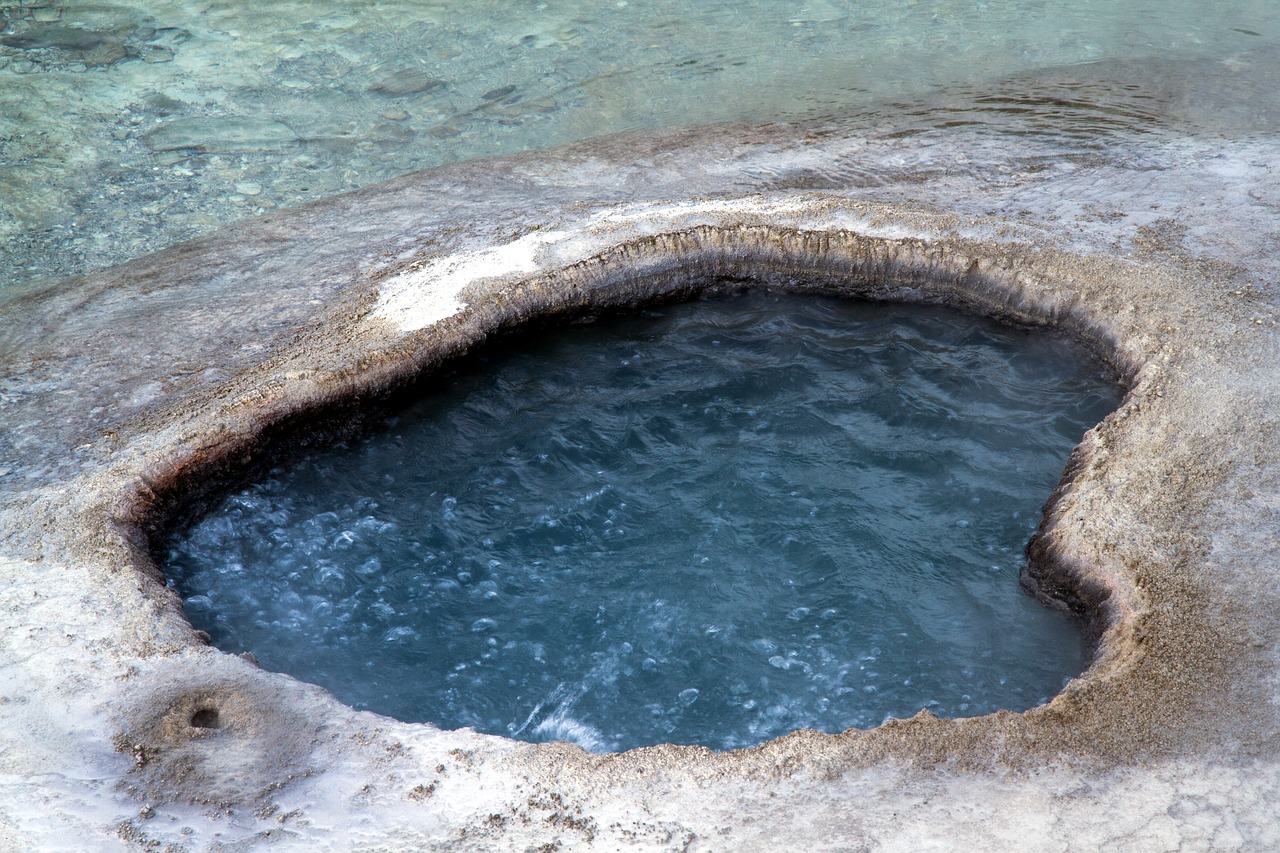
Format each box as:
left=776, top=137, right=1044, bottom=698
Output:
left=531, top=711, right=608, bottom=754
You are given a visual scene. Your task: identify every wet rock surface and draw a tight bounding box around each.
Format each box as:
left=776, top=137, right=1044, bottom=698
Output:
left=2, top=113, right=1280, bottom=850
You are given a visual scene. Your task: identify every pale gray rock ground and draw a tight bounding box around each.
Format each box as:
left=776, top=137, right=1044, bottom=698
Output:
left=2, top=62, right=1280, bottom=851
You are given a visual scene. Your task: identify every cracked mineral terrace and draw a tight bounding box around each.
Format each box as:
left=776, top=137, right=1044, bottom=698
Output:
left=2, top=107, right=1280, bottom=848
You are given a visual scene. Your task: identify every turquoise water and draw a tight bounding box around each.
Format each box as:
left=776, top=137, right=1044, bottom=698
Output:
left=167, top=292, right=1120, bottom=751
left=1, top=1, right=1276, bottom=292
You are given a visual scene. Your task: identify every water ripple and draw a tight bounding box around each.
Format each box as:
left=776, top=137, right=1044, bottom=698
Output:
left=167, top=291, right=1120, bottom=752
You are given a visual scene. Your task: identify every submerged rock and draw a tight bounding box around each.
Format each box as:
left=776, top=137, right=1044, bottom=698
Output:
left=0, top=23, right=129, bottom=67
left=0, top=25, right=106, bottom=52
left=0, top=20, right=190, bottom=69
left=144, top=117, right=300, bottom=153
left=481, top=83, right=518, bottom=102
left=368, top=69, right=448, bottom=97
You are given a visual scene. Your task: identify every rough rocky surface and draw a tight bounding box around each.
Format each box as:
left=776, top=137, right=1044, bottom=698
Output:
left=2, top=115, right=1279, bottom=850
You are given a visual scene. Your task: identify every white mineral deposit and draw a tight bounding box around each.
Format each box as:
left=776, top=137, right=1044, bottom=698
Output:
left=2, top=1, right=1279, bottom=850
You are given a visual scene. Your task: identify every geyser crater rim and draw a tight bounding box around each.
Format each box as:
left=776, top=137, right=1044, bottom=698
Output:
left=126, top=217, right=1143, bottom=757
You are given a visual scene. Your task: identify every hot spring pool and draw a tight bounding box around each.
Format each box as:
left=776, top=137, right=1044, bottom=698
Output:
left=166, top=290, right=1120, bottom=752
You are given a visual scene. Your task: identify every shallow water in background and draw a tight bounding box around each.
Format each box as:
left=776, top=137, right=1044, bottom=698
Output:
left=1, top=0, right=1277, bottom=292
left=168, top=292, right=1120, bottom=751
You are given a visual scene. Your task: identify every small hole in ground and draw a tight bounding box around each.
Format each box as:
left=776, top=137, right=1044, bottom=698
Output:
left=190, top=708, right=220, bottom=729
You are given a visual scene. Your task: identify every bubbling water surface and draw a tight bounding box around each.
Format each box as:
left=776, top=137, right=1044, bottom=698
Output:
left=167, top=291, right=1120, bottom=752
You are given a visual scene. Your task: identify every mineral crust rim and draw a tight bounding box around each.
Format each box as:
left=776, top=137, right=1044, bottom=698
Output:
left=1, top=123, right=1275, bottom=850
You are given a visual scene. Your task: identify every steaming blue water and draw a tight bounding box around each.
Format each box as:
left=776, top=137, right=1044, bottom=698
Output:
left=167, top=291, right=1120, bottom=752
